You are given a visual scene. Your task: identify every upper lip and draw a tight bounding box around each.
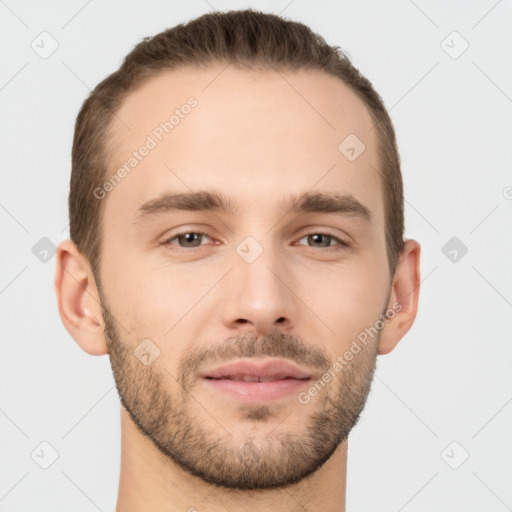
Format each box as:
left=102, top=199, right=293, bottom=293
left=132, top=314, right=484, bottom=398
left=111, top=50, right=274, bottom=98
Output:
left=200, top=358, right=312, bottom=380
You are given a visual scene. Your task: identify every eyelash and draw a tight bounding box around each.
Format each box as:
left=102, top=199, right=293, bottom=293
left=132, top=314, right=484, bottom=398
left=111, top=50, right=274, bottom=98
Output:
left=161, top=230, right=351, bottom=252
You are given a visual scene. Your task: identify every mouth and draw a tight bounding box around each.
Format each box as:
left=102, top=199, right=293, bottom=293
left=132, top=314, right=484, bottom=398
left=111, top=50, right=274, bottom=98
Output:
left=205, top=375, right=307, bottom=382
left=200, top=358, right=312, bottom=402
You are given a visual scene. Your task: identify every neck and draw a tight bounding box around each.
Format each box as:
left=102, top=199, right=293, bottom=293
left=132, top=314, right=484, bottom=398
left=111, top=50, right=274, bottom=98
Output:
left=115, top=408, right=347, bottom=512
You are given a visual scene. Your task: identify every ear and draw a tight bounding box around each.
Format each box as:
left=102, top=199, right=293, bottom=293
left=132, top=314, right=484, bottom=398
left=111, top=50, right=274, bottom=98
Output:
left=54, top=239, right=108, bottom=356
left=378, top=239, right=421, bottom=355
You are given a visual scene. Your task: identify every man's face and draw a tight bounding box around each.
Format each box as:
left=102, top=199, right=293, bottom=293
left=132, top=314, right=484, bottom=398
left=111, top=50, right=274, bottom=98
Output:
left=97, top=65, right=391, bottom=489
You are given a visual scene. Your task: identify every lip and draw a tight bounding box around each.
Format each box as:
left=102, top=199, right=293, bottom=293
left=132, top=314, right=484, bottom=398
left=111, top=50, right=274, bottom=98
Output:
left=199, top=358, right=312, bottom=403
left=200, top=358, right=312, bottom=380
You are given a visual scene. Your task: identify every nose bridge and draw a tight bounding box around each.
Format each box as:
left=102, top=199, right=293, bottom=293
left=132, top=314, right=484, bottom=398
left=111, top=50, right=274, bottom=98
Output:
left=221, top=234, right=296, bottom=334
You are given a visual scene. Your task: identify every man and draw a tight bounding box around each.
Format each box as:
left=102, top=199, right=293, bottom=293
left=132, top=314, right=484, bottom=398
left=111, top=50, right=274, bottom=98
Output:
left=55, top=9, right=420, bottom=511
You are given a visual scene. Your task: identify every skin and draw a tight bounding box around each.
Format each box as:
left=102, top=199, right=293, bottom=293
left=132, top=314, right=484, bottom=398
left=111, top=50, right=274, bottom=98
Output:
left=55, top=65, right=421, bottom=512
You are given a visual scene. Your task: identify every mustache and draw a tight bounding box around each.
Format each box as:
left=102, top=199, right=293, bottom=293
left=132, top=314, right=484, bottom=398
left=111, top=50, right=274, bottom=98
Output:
left=178, top=331, right=331, bottom=387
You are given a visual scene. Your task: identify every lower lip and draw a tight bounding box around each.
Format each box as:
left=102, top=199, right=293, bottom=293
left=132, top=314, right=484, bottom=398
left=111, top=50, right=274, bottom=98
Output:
left=202, top=377, right=310, bottom=402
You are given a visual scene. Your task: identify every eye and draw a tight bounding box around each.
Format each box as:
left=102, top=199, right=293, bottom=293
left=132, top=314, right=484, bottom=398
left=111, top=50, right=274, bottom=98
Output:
left=296, top=232, right=350, bottom=251
left=162, top=231, right=213, bottom=249
left=160, top=230, right=350, bottom=252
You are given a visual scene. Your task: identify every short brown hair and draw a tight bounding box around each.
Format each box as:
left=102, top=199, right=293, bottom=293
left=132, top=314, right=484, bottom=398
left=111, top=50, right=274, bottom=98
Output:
left=70, top=8, right=404, bottom=277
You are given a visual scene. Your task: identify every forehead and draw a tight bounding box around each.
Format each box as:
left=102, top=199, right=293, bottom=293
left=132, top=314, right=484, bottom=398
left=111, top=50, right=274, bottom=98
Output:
left=103, top=65, right=382, bottom=223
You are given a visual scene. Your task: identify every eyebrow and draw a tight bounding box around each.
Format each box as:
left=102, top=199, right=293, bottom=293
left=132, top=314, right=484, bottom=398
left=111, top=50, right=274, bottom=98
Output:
left=134, top=189, right=372, bottom=224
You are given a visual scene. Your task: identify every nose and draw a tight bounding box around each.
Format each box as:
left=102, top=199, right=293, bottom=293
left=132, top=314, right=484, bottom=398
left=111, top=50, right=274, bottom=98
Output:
left=221, top=245, right=298, bottom=337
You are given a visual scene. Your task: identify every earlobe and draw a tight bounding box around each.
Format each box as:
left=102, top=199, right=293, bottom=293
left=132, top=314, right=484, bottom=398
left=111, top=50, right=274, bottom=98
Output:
left=54, top=240, right=108, bottom=356
left=378, top=239, right=421, bottom=355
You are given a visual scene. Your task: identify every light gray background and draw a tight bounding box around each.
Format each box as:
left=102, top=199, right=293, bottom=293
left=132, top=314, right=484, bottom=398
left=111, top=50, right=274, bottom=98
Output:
left=1, top=0, right=511, bottom=511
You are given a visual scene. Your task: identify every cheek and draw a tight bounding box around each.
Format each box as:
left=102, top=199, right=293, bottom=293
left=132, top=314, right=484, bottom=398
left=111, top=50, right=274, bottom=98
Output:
left=101, top=256, right=215, bottom=337
left=296, top=258, right=389, bottom=346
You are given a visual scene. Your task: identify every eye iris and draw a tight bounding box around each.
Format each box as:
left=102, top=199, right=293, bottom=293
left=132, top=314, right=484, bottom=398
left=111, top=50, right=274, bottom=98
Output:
left=172, top=233, right=339, bottom=249
left=179, top=233, right=202, bottom=247
left=309, top=234, right=331, bottom=247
